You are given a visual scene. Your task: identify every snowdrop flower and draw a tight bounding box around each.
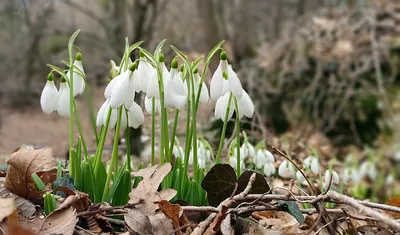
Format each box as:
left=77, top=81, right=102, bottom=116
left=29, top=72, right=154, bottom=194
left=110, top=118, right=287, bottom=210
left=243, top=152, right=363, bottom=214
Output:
left=241, top=142, right=256, bottom=160
left=40, top=72, right=58, bottom=115
left=135, top=51, right=154, bottom=93
left=144, top=95, right=161, bottom=114
left=164, top=59, right=187, bottom=109
left=263, top=163, right=276, bottom=176
left=229, top=157, right=245, bottom=171
left=67, top=52, right=85, bottom=97
left=342, top=167, right=361, bottom=184
left=254, top=149, right=275, bottom=169
left=296, top=171, right=307, bottom=185
left=193, top=69, right=209, bottom=103
left=188, top=140, right=211, bottom=169
left=210, top=51, right=243, bottom=100
left=278, top=160, right=295, bottom=178
left=127, top=101, right=144, bottom=129
left=57, top=77, right=71, bottom=118
left=324, top=169, right=340, bottom=188
left=303, top=156, right=320, bottom=175
left=146, top=54, right=169, bottom=99
left=173, top=145, right=184, bottom=159
left=110, top=63, right=137, bottom=109
left=214, top=90, right=254, bottom=121
left=385, top=174, right=394, bottom=186
left=359, top=161, right=377, bottom=181
left=104, top=71, right=128, bottom=99
left=96, top=99, right=117, bottom=130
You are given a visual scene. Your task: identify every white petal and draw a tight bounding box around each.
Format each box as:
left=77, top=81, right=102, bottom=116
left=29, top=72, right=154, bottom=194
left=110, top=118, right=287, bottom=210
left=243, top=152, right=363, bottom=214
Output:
left=227, top=64, right=243, bottom=98
left=296, top=171, right=306, bottom=184
left=107, top=108, right=118, bottom=130
left=210, top=61, right=224, bottom=100
left=110, top=71, right=135, bottom=109
left=96, top=99, right=110, bottom=127
left=120, top=110, right=128, bottom=130
left=238, top=90, right=254, bottom=118
left=127, top=101, right=144, bottom=129
left=278, top=160, right=295, bottom=178
left=263, top=163, right=276, bottom=177
left=40, top=80, right=58, bottom=115
left=73, top=60, right=86, bottom=95
left=133, top=71, right=142, bottom=93
left=104, top=71, right=127, bottom=98
left=144, top=96, right=160, bottom=114
left=215, top=93, right=233, bottom=121
left=57, top=83, right=70, bottom=118
left=146, top=70, right=159, bottom=98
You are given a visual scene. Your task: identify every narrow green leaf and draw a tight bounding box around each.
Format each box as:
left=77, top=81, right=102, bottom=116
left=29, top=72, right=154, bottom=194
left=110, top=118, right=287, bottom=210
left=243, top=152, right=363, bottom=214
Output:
left=81, top=160, right=96, bottom=202
left=191, top=56, right=205, bottom=72
left=44, top=193, right=57, bottom=215
left=154, top=39, right=167, bottom=57
left=47, top=64, right=69, bottom=81
left=31, top=173, right=46, bottom=191
left=56, top=161, right=63, bottom=179
left=68, top=29, right=81, bottom=53
left=129, top=41, right=143, bottom=53
left=139, top=47, right=156, bottom=65
left=170, top=45, right=190, bottom=67
left=110, top=168, right=132, bottom=206
left=205, top=40, right=225, bottom=64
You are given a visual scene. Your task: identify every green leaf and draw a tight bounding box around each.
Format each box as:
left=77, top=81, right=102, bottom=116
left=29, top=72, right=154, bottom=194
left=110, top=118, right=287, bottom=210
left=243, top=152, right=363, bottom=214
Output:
left=278, top=198, right=305, bottom=224
left=68, top=29, right=80, bottom=54
left=154, top=39, right=166, bottom=57
left=201, top=164, right=237, bottom=206
left=90, top=156, right=106, bottom=203
left=44, top=193, right=57, bottom=216
left=191, top=56, right=204, bottom=72
left=138, top=47, right=156, bottom=66
left=80, top=160, right=96, bottom=202
left=47, top=64, right=69, bottom=81
left=110, top=168, right=132, bottom=206
left=205, top=40, right=225, bottom=64
left=31, top=173, right=46, bottom=191
left=52, top=175, right=75, bottom=197
left=56, top=161, right=63, bottom=179
left=237, top=170, right=270, bottom=194
left=129, top=41, right=143, bottom=54
left=170, top=45, right=191, bottom=70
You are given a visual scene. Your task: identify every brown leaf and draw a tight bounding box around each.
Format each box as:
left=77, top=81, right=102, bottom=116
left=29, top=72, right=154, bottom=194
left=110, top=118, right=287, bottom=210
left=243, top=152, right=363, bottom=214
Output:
left=149, top=213, right=175, bottom=235
left=385, top=197, right=400, bottom=219
left=57, top=191, right=91, bottom=213
left=7, top=210, right=36, bottom=235
left=4, top=147, right=56, bottom=201
left=129, top=163, right=176, bottom=215
left=38, top=207, right=77, bottom=235
left=204, top=201, right=232, bottom=235
left=0, top=184, right=36, bottom=217
left=0, top=198, right=14, bottom=222
left=125, top=208, right=153, bottom=234
left=155, top=200, right=183, bottom=235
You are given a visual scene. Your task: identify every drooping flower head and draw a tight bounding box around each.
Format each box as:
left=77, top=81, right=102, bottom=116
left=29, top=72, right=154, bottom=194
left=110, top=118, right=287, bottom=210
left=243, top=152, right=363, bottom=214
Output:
left=40, top=72, right=58, bottom=115
left=110, top=62, right=137, bottom=109
left=303, top=155, right=320, bottom=175
left=193, top=68, right=209, bottom=103
left=57, top=76, right=71, bottom=118
left=324, top=169, right=340, bottom=189
left=67, top=52, right=85, bottom=97
left=146, top=53, right=169, bottom=99
left=164, top=58, right=187, bottom=110
left=278, top=160, right=295, bottom=178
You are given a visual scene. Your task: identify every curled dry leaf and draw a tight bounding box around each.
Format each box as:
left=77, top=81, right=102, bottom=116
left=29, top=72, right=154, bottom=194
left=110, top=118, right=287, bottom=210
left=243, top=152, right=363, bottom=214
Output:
left=57, top=191, right=91, bottom=213
left=125, top=208, right=153, bottom=234
left=129, top=163, right=176, bottom=215
left=0, top=183, right=36, bottom=217
left=4, top=147, right=56, bottom=201
left=0, top=198, right=14, bottom=222
left=149, top=213, right=175, bottom=235
left=155, top=200, right=185, bottom=235
left=38, top=207, right=77, bottom=235
left=6, top=210, right=36, bottom=235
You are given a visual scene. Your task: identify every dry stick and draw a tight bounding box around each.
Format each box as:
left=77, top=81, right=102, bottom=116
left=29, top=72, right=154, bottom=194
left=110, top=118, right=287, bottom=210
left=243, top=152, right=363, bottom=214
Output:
left=77, top=199, right=145, bottom=217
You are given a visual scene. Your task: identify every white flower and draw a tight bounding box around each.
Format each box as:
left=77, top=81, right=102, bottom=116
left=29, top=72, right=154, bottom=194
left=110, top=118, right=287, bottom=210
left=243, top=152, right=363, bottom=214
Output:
left=254, top=149, right=275, bottom=169
left=104, top=70, right=128, bottom=99
left=144, top=95, right=161, bottom=114
left=324, top=169, right=340, bottom=188
left=173, top=145, right=184, bottom=159
left=136, top=56, right=154, bottom=93
left=263, top=163, right=276, bottom=176
left=67, top=56, right=85, bottom=97
left=214, top=92, right=234, bottom=121
left=385, top=174, right=394, bottom=186
left=237, top=90, right=255, bottom=119
left=229, top=157, right=245, bottom=171
left=303, top=156, right=320, bottom=175
left=210, top=53, right=243, bottom=100
left=164, top=67, right=187, bottom=110
left=342, top=167, right=361, bottom=184
left=110, top=69, right=136, bottom=109
left=233, top=147, right=246, bottom=161
left=40, top=76, right=58, bottom=115
left=146, top=62, right=169, bottom=99
left=359, top=161, right=377, bottom=181
left=296, top=171, right=306, bottom=185
left=57, top=81, right=71, bottom=118
left=278, top=160, right=295, bottom=178
left=127, top=101, right=144, bottom=129
left=241, top=142, right=256, bottom=160
left=193, top=71, right=209, bottom=103
left=96, top=99, right=117, bottom=130
left=188, top=140, right=211, bottom=168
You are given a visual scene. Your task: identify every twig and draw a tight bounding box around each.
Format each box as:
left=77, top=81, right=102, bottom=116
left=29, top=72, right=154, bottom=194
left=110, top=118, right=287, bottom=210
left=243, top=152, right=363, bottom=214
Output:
left=77, top=199, right=144, bottom=217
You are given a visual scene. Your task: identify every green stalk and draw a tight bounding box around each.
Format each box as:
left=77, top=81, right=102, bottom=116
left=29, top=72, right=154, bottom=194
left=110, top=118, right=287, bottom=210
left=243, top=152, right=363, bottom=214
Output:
left=234, top=97, right=241, bottom=178
left=84, top=85, right=99, bottom=144
left=168, top=110, right=180, bottom=158
left=102, top=107, right=123, bottom=201
left=215, top=93, right=233, bottom=163
left=162, top=107, right=170, bottom=162
left=94, top=108, right=112, bottom=175
left=189, top=72, right=198, bottom=179
left=151, top=97, right=156, bottom=166
left=156, top=64, right=167, bottom=165
left=125, top=112, right=132, bottom=172
left=183, top=80, right=192, bottom=174
left=73, top=99, right=89, bottom=157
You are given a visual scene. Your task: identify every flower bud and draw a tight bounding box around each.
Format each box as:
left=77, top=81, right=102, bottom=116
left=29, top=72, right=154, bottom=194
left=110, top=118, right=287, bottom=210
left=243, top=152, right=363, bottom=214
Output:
left=171, top=58, right=178, bottom=69
left=47, top=72, right=55, bottom=81
left=75, top=52, right=82, bottom=61
left=129, top=62, right=137, bottom=72
left=179, top=64, right=184, bottom=72
left=193, top=68, right=198, bottom=74
left=139, top=50, right=145, bottom=58
left=220, top=51, right=227, bottom=60
left=158, top=53, right=165, bottom=63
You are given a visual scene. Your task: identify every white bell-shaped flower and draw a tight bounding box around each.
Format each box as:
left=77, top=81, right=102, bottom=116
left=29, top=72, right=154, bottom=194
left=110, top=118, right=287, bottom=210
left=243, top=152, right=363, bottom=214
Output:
left=241, top=142, right=256, bottom=160
left=229, top=157, right=245, bottom=171
left=214, top=92, right=235, bottom=121
left=278, top=160, right=295, bottom=178
left=210, top=51, right=243, bottom=100
left=104, top=70, right=128, bottom=99
left=164, top=60, right=187, bottom=109
left=254, top=149, right=275, bottom=169
left=144, top=95, right=161, bottom=114
left=127, top=101, right=144, bottom=129
left=296, top=171, right=307, bottom=185
left=96, top=99, right=118, bottom=130
left=146, top=55, right=169, bottom=99
left=135, top=52, right=154, bottom=93
left=110, top=63, right=137, bottom=109
left=40, top=73, right=59, bottom=115
left=359, top=161, right=377, bottom=181
left=324, top=169, right=340, bottom=188
left=57, top=79, right=71, bottom=118
left=237, top=90, right=255, bottom=119
left=263, top=163, right=276, bottom=176
left=342, top=167, right=361, bottom=184
left=193, top=70, right=209, bottom=103
left=303, top=156, right=320, bottom=175
left=67, top=53, right=85, bottom=97
left=173, top=145, right=184, bottom=159
left=120, top=110, right=128, bottom=130
left=385, top=174, right=394, bottom=186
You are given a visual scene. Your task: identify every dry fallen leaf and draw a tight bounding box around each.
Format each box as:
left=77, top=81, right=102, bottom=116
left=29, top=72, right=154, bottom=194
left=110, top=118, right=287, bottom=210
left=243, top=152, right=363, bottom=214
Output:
left=0, top=183, right=36, bottom=217
left=125, top=208, right=153, bottom=234
left=38, top=207, right=77, bottom=235
left=129, top=163, right=176, bottom=215
left=57, top=191, right=91, bottom=213
left=0, top=198, right=14, bottom=222
left=155, top=200, right=184, bottom=235
left=149, top=213, right=175, bottom=235
left=7, top=210, right=36, bottom=235
left=4, top=147, right=56, bottom=201
left=385, top=198, right=400, bottom=219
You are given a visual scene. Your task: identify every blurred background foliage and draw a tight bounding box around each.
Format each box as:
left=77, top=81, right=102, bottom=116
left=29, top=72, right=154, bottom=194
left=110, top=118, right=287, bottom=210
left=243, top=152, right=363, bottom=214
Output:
left=1, top=0, right=400, bottom=159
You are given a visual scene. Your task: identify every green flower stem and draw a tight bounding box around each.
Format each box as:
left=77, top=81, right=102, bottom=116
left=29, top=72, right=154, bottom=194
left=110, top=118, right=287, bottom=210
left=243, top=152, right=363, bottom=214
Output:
left=189, top=72, right=198, bottom=180
left=162, top=107, right=170, bottom=162
left=102, top=107, right=123, bottom=201
left=125, top=113, right=132, bottom=172
left=84, top=85, right=99, bottom=144
left=72, top=99, right=89, bottom=158
left=183, top=92, right=192, bottom=174
left=156, top=63, right=167, bottom=165
left=215, top=93, right=233, bottom=163
left=151, top=97, right=156, bottom=166
left=234, top=97, right=241, bottom=178
left=94, top=108, right=112, bottom=175
left=168, top=109, right=180, bottom=159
